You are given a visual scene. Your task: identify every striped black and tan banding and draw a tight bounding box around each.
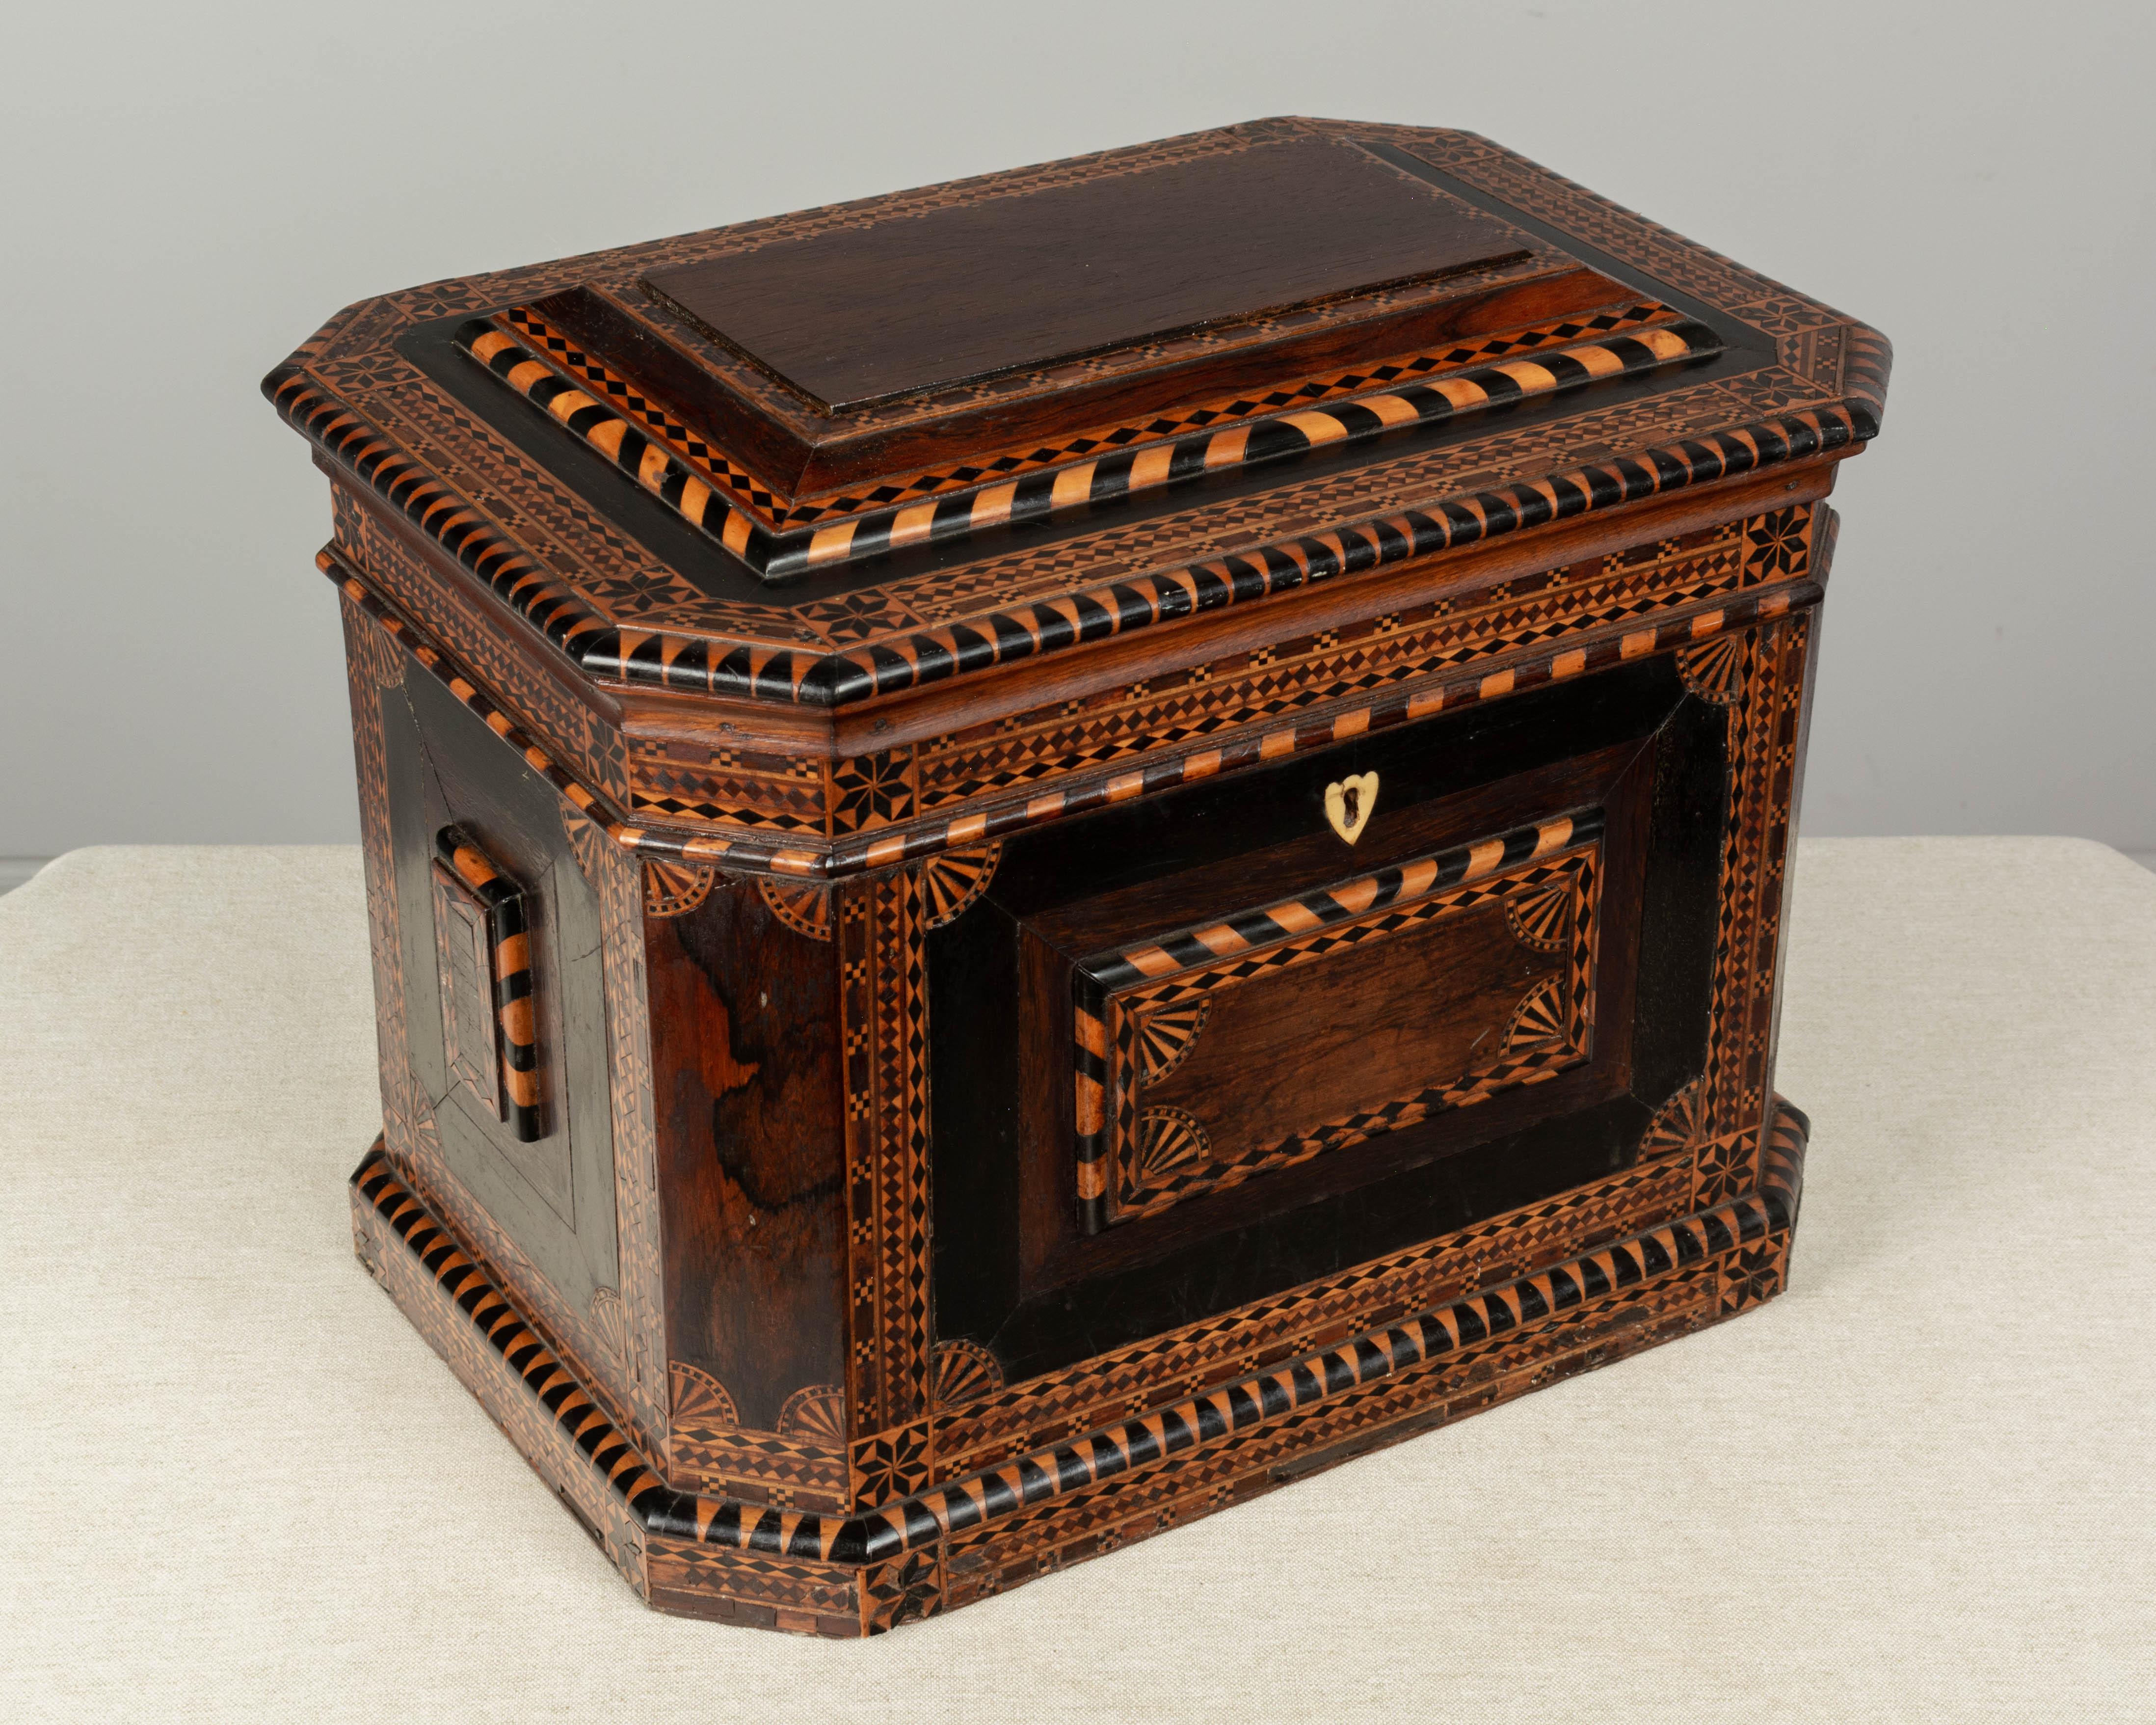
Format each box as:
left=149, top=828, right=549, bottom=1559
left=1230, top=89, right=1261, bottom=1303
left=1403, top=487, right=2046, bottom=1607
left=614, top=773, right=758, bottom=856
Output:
left=490, top=299, right=1693, bottom=536
left=1073, top=813, right=1602, bottom=1230
left=269, top=369, right=613, bottom=658
left=354, top=1113, right=1801, bottom=1564
left=497, top=309, right=787, bottom=515
left=271, top=358, right=1870, bottom=709
left=826, top=579, right=1813, bottom=877
left=326, top=540, right=1817, bottom=884
left=324, top=554, right=831, bottom=880
left=598, top=404, right=1868, bottom=702
left=435, top=825, right=544, bottom=1141
left=1091, top=810, right=1599, bottom=992
left=457, top=313, right=1719, bottom=582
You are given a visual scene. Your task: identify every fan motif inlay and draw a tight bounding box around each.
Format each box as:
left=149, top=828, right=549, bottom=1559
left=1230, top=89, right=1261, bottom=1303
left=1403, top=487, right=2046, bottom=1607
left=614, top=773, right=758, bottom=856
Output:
left=1504, top=975, right=1568, bottom=1050
left=1131, top=1107, right=1210, bottom=1186
left=1505, top=880, right=1574, bottom=952
left=1134, top=1000, right=1210, bottom=1086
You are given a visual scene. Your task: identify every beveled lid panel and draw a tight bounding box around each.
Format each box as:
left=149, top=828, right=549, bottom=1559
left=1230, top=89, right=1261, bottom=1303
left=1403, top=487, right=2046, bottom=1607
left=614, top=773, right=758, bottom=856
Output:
left=463, top=291, right=1716, bottom=582
left=429, top=122, right=1706, bottom=586
left=639, top=135, right=1540, bottom=414
left=266, top=115, right=1890, bottom=729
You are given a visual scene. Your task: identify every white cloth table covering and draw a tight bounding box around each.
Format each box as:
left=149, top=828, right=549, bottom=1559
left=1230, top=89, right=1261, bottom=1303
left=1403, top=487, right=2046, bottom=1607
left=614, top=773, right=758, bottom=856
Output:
left=3, top=837, right=2152, bottom=1721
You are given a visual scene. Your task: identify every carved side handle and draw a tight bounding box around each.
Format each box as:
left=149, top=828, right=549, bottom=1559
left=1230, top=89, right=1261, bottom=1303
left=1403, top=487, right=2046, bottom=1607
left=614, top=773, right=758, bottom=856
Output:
left=430, top=825, right=544, bottom=1141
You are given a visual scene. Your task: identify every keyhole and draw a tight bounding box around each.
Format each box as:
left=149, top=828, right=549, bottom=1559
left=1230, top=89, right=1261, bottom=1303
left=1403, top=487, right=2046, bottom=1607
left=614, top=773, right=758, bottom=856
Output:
left=1340, top=784, right=1359, bottom=824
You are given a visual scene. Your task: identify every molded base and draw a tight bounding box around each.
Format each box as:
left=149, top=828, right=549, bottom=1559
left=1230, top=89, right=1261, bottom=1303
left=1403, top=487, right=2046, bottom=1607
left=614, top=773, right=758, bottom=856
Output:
left=348, top=1102, right=1807, bottom=1635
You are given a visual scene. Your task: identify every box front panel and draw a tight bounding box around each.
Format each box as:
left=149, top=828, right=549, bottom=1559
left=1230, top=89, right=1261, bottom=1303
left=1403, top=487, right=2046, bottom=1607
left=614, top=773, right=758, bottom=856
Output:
left=1074, top=809, right=1606, bottom=1232
left=929, top=653, right=1729, bottom=1386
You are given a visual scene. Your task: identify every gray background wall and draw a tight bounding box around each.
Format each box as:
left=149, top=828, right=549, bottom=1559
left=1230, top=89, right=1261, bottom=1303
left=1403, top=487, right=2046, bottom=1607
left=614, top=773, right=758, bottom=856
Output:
left=4, top=0, right=2149, bottom=870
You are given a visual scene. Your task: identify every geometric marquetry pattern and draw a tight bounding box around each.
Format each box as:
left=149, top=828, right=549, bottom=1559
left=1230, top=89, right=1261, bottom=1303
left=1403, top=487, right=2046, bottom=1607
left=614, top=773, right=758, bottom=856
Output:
left=1132, top=999, right=1209, bottom=1086
left=1128, top=1107, right=1210, bottom=1190
left=568, top=800, right=674, bottom=1460
left=665, top=1426, right=852, bottom=1518
left=643, top=859, right=716, bottom=918
left=1081, top=811, right=1596, bottom=995
left=270, top=352, right=1869, bottom=706
left=327, top=525, right=1815, bottom=894
left=300, top=117, right=1871, bottom=1635
left=272, top=115, right=1885, bottom=714
left=837, top=875, right=932, bottom=1438
left=830, top=749, right=914, bottom=834
left=1742, top=505, right=1810, bottom=580
left=670, top=1362, right=739, bottom=1429
left=1699, top=616, right=1811, bottom=1202
left=588, top=1288, right=629, bottom=1371
left=920, top=844, right=1000, bottom=928
left=757, top=878, right=832, bottom=942
left=641, top=1543, right=859, bottom=1638
left=1677, top=634, right=1746, bottom=705
left=1638, top=1078, right=1706, bottom=1159
left=932, top=1152, right=1688, bottom=1480
left=836, top=575, right=1810, bottom=881
left=332, top=490, right=634, bottom=808
left=861, top=1552, right=943, bottom=1635
left=493, top=299, right=1693, bottom=553
left=326, top=560, right=821, bottom=882
left=849, top=1419, right=933, bottom=1514
left=913, top=523, right=1753, bottom=814
left=1693, top=1132, right=1756, bottom=1210
left=1503, top=975, right=1567, bottom=1051
left=341, top=591, right=663, bottom=1467
left=350, top=1102, right=1806, bottom=1579
left=1718, top=1242, right=1783, bottom=1316
left=931, top=1341, right=1006, bottom=1408
left=462, top=309, right=1715, bottom=582
left=776, top=1385, right=848, bottom=1443
left=849, top=1183, right=1783, bottom=1564
left=1077, top=815, right=1603, bottom=1230
left=786, top=415, right=1864, bottom=707
left=1503, top=878, right=1573, bottom=952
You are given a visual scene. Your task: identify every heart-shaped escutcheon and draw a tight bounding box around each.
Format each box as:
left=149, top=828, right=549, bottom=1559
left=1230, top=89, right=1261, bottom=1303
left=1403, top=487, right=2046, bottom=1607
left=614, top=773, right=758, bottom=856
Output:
left=1323, top=772, right=1379, bottom=844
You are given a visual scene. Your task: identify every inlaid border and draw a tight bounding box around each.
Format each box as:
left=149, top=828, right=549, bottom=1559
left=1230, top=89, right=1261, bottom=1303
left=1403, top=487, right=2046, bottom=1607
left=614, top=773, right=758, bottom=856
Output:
left=270, top=118, right=1890, bottom=705
left=341, top=591, right=670, bottom=1464
left=1073, top=812, right=1602, bottom=1230
left=324, top=525, right=1821, bottom=881
left=460, top=307, right=1714, bottom=579
left=347, top=1097, right=1805, bottom=1597
left=924, top=601, right=1823, bottom=1475
left=275, top=353, right=1863, bottom=704
left=828, top=575, right=1818, bottom=876
left=836, top=872, right=934, bottom=1464
left=501, top=299, right=1690, bottom=532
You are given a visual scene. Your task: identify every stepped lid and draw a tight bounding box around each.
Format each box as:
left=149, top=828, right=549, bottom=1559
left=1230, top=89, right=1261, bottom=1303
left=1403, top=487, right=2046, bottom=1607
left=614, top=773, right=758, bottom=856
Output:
left=266, top=117, right=1888, bottom=710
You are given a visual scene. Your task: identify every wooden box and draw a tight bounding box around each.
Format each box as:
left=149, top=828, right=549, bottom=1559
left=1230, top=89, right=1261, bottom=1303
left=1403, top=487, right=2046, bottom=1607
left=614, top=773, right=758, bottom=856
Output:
left=265, top=118, right=1890, bottom=1635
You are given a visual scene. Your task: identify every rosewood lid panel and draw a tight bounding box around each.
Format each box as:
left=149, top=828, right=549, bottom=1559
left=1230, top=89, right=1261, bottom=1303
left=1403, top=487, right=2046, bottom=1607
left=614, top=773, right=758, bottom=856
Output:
left=641, top=135, right=1549, bottom=413
left=266, top=115, right=1889, bottom=745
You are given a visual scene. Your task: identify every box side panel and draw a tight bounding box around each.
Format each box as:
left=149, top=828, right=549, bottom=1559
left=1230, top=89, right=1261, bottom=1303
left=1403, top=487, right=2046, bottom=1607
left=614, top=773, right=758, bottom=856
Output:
left=331, top=481, right=631, bottom=809
left=340, top=590, right=666, bottom=1455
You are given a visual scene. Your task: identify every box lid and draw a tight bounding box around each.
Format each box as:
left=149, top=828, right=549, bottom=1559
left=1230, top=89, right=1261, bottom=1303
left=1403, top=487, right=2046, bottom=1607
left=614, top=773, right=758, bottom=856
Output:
left=267, top=117, right=1888, bottom=714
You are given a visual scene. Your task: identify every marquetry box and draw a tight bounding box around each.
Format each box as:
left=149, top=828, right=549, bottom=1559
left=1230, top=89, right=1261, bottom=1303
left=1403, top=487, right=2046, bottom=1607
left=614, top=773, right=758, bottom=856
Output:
left=265, top=118, right=1890, bottom=1634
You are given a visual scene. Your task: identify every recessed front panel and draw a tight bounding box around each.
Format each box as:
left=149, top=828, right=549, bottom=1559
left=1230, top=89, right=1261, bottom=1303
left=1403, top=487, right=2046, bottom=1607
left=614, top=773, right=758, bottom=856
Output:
left=1074, top=812, right=1603, bottom=1231
left=930, top=656, right=1726, bottom=1383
